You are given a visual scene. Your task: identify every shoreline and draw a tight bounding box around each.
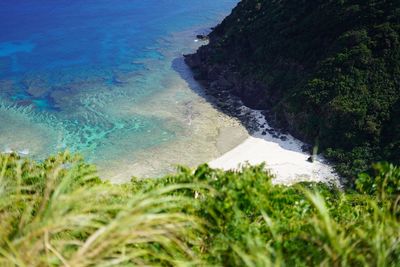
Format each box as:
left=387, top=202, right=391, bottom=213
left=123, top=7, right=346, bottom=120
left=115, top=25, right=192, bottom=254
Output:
left=94, top=30, right=250, bottom=183
left=185, top=37, right=340, bottom=186
left=208, top=106, right=339, bottom=186
left=0, top=26, right=249, bottom=183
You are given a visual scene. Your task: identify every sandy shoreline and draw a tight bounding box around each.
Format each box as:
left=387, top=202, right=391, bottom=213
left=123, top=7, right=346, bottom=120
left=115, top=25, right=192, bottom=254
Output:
left=185, top=28, right=340, bottom=186
left=209, top=107, right=340, bottom=186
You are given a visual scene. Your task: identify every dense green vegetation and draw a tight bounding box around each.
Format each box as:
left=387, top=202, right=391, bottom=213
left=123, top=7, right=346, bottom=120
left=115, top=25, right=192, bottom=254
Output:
left=194, top=0, right=400, bottom=181
left=3, top=2, right=400, bottom=266
left=1, top=153, right=399, bottom=266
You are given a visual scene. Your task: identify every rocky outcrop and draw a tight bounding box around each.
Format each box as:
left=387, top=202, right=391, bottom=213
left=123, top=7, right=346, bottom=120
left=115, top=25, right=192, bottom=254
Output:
left=185, top=47, right=268, bottom=110
left=184, top=37, right=304, bottom=141
left=196, top=34, right=209, bottom=41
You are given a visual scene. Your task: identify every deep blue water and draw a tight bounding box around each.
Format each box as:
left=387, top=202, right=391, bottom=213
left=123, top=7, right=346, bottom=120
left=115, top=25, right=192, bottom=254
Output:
left=0, top=0, right=238, bottom=179
left=1, top=1, right=231, bottom=74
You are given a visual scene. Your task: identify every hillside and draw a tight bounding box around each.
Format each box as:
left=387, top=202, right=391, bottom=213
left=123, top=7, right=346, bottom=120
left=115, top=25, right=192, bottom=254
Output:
left=185, top=0, right=400, bottom=181
left=0, top=153, right=399, bottom=266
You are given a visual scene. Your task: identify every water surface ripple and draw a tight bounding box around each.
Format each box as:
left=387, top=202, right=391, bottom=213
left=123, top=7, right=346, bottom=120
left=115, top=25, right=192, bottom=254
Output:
left=0, top=0, right=243, bottom=181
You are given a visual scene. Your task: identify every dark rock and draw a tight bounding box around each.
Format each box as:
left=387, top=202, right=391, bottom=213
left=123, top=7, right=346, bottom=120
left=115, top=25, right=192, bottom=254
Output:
left=196, top=34, right=209, bottom=41
left=184, top=33, right=284, bottom=142
left=207, top=66, right=223, bottom=80
left=220, top=91, right=229, bottom=98
left=218, top=78, right=232, bottom=89
left=280, top=136, right=288, bottom=141
left=281, top=129, right=289, bottom=135
left=307, top=156, right=315, bottom=163
left=184, top=54, right=201, bottom=69
left=301, top=144, right=312, bottom=153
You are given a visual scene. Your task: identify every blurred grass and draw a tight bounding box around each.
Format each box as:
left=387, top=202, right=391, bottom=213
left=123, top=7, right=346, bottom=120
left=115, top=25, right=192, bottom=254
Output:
left=0, top=152, right=203, bottom=266
left=0, top=152, right=399, bottom=266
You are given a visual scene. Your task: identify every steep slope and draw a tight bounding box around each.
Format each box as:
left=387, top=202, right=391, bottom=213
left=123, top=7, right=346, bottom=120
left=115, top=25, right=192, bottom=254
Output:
left=186, top=0, right=400, bottom=180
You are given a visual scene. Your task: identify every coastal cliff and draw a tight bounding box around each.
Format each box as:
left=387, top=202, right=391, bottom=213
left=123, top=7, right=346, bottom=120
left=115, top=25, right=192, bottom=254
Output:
left=185, top=0, right=400, bottom=180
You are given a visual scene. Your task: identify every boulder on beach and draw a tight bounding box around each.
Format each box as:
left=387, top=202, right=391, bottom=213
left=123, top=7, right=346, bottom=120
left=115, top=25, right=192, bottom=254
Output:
left=196, top=34, right=209, bottom=41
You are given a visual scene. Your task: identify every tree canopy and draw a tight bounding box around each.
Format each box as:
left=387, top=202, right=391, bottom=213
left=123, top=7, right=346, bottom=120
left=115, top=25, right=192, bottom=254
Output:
left=201, top=0, right=400, bottom=181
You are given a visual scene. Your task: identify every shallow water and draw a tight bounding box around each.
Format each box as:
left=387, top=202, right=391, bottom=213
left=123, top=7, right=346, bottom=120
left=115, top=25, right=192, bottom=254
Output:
left=0, top=0, right=245, bottom=181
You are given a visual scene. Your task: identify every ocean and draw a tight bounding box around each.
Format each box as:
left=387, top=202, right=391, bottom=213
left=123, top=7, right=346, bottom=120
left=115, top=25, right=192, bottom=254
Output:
left=0, top=0, right=244, bottom=181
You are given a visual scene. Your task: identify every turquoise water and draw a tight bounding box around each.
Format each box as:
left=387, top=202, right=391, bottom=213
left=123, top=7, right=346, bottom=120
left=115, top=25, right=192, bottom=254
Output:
left=0, top=1, right=240, bottom=180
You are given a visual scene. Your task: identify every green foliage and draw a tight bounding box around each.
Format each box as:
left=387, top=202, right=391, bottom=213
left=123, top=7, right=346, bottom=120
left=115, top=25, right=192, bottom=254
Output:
left=1, top=154, right=399, bottom=266
left=201, top=0, right=400, bottom=181
left=0, top=153, right=203, bottom=267
left=356, top=162, right=400, bottom=198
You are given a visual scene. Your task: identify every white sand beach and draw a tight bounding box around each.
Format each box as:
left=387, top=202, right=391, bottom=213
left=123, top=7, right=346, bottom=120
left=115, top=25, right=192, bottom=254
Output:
left=209, top=107, right=339, bottom=186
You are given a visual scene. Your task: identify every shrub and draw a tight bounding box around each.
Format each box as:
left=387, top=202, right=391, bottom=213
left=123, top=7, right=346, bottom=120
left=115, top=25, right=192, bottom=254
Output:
left=1, top=154, right=399, bottom=266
